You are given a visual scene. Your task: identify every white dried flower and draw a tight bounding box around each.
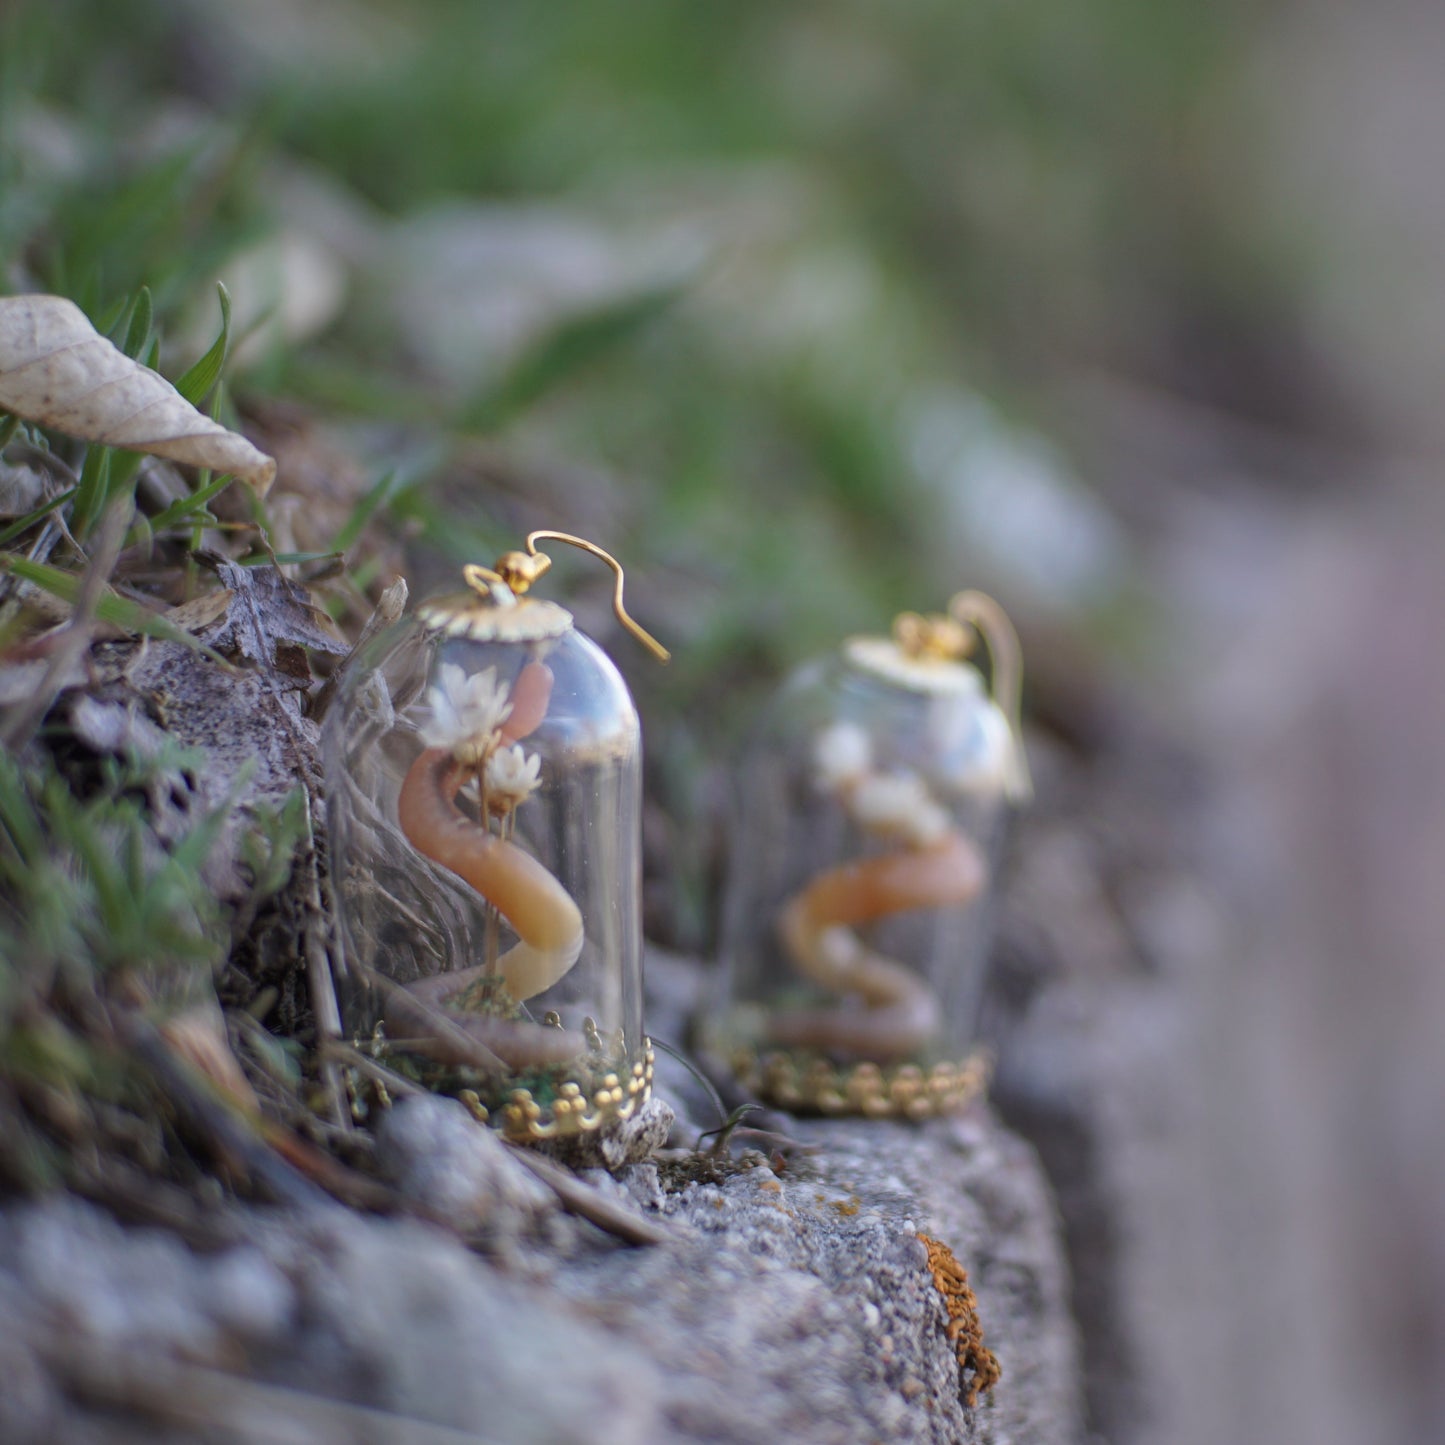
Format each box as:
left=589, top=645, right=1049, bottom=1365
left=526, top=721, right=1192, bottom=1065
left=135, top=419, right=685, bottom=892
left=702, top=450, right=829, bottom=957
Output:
left=814, top=722, right=872, bottom=793
left=847, top=770, right=949, bottom=846
left=419, top=662, right=513, bottom=762
left=484, top=742, right=542, bottom=813
left=902, top=800, right=951, bottom=847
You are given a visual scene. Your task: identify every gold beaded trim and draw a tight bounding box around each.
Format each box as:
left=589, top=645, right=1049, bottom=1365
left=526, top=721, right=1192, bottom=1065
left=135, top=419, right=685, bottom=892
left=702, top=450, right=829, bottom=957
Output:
left=458, top=1040, right=655, bottom=1141
left=730, top=1046, right=989, bottom=1120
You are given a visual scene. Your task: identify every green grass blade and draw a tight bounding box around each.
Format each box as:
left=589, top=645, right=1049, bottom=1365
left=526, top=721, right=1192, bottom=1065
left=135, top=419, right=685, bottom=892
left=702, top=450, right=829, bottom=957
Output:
left=0, top=755, right=46, bottom=867
left=0, top=554, right=231, bottom=662
left=71, top=444, right=112, bottom=538
left=122, top=286, right=153, bottom=360
left=0, top=486, right=77, bottom=548
left=145, top=473, right=234, bottom=533
left=330, top=469, right=395, bottom=555
left=281, top=356, right=439, bottom=423
left=106, top=449, right=144, bottom=501
left=59, top=794, right=128, bottom=935
left=95, top=294, right=130, bottom=339
left=174, top=283, right=232, bottom=407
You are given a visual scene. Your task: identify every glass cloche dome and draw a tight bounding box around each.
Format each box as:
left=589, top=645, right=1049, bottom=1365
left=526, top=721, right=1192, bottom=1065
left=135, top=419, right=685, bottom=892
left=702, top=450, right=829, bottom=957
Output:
left=323, top=535, right=666, bottom=1141
left=706, top=592, right=1030, bottom=1119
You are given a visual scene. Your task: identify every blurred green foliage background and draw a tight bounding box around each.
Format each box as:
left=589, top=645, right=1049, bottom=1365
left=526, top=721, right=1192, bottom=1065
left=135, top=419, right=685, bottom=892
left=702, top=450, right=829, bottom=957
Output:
left=0, top=0, right=1309, bottom=943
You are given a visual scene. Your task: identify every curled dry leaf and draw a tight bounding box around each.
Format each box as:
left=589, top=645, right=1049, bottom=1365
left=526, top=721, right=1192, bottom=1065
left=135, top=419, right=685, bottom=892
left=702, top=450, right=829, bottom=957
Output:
left=0, top=295, right=276, bottom=495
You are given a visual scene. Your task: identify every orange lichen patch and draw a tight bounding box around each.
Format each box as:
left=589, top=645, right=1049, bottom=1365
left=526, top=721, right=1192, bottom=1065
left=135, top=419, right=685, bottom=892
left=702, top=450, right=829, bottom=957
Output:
left=918, top=1232, right=1001, bottom=1407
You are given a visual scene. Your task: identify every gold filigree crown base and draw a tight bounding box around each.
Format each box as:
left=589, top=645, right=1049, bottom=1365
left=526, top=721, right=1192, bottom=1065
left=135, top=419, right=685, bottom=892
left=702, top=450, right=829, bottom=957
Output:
left=731, top=1046, right=990, bottom=1120
left=444, top=1042, right=654, bottom=1142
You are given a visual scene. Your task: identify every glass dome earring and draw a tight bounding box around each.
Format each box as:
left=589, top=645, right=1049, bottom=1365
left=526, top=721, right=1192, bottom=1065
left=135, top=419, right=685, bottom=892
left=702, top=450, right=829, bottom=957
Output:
left=707, top=590, right=1030, bottom=1119
left=323, top=532, right=667, bottom=1141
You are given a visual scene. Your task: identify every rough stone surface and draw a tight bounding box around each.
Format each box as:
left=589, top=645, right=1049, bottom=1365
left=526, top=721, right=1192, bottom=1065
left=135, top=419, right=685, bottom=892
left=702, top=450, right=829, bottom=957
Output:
left=2, top=1196, right=659, bottom=1445
left=561, top=1111, right=1080, bottom=1445
left=374, top=1093, right=559, bottom=1239
left=0, top=1092, right=1079, bottom=1444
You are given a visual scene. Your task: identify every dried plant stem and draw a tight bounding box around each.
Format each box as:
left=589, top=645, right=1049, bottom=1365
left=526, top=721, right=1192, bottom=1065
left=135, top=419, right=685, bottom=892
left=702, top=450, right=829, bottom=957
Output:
left=257, top=1119, right=399, bottom=1212
left=0, top=497, right=128, bottom=750
left=300, top=785, right=350, bottom=1130
left=359, top=963, right=512, bottom=1075
left=0, top=508, right=63, bottom=618
left=321, top=1038, right=426, bottom=1098
left=501, top=1142, right=672, bottom=1246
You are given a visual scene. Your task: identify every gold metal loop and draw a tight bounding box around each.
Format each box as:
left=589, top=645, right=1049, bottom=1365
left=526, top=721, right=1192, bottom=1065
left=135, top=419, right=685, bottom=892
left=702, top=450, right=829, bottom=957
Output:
left=893, top=610, right=974, bottom=662
left=524, top=530, right=670, bottom=663
left=493, top=550, right=552, bottom=594
left=947, top=589, right=1032, bottom=802
left=462, top=562, right=507, bottom=596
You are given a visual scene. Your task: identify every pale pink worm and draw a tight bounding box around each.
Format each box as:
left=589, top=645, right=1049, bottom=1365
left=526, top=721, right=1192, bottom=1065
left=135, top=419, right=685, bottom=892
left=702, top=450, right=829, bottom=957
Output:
left=770, top=831, right=986, bottom=1063
left=390, top=660, right=586, bottom=1069
left=498, top=658, right=553, bottom=743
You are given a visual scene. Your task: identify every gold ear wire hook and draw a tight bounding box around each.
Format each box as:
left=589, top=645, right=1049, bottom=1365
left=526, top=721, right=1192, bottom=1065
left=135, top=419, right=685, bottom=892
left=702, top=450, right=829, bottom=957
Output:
left=947, top=589, right=1032, bottom=802
left=524, top=530, right=670, bottom=663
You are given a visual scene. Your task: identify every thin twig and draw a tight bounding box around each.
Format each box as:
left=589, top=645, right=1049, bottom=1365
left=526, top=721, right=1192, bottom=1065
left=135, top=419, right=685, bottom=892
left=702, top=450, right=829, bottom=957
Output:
left=696, top=1104, right=761, bottom=1158
left=501, top=1143, right=673, bottom=1247
left=4, top=439, right=82, bottom=487
left=28, top=516, right=65, bottom=564
left=300, top=785, right=350, bottom=1130
left=356, top=963, right=511, bottom=1075
left=1, top=496, right=128, bottom=750
left=256, top=1119, right=400, bottom=1212
left=0, top=509, right=65, bottom=614
left=726, top=1125, right=821, bottom=1155
left=651, top=1035, right=731, bottom=1133
left=321, top=1038, right=425, bottom=1098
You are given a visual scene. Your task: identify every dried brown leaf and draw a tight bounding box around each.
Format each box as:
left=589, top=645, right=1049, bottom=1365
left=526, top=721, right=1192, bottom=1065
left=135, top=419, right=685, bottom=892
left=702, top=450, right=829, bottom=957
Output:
left=0, top=295, right=276, bottom=495
left=208, top=559, right=348, bottom=658
left=162, top=588, right=235, bottom=633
